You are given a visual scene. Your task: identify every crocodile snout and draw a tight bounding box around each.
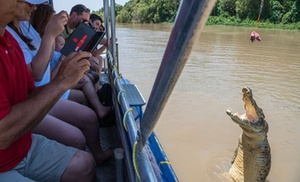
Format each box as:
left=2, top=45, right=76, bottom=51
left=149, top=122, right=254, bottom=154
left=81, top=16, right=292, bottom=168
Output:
left=226, top=109, right=232, bottom=115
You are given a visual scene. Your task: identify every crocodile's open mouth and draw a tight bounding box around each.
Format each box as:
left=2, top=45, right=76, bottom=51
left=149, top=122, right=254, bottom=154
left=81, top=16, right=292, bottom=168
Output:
left=245, top=113, right=257, bottom=123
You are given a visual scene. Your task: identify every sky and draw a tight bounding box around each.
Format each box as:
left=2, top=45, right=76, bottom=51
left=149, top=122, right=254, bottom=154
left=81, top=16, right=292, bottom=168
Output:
left=53, top=0, right=129, bottom=13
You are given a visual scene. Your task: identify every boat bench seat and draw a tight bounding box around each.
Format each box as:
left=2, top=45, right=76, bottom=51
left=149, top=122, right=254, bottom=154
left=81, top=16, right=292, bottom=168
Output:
left=122, top=84, right=146, bottom=121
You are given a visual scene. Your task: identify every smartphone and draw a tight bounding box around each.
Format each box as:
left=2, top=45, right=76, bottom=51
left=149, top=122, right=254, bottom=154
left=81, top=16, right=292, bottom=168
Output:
left=61, top=23, right=105, bottom=56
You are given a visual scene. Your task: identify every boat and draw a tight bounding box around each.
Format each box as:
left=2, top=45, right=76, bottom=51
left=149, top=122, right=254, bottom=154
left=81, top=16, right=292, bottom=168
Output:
left=50, top=0, right=216, bottom=181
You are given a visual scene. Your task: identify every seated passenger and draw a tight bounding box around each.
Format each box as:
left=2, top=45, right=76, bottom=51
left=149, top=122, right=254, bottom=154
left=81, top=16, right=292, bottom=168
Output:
left=55, top=34, right=65, bottom=51
left=61, top=4, right=90, bottom=39
left=6, top=0, right=114, bottom=164
left=31, top=4, right=112, bottom=120
left=0, top=0, right=95, bottom=181
left=90, top=13, right=105, bottom=32
left=89, top=13, right=107, bottom=72
left=63, top=5, right=108, bottom=74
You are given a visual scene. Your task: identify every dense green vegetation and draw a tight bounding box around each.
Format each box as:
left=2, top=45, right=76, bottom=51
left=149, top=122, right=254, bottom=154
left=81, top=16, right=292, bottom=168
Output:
left=93, top=0, right=300, bottom=29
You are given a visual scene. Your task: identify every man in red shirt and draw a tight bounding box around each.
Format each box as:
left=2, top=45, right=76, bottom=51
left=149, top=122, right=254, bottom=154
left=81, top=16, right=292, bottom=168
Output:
left=0, top=0, right=96, bottom=181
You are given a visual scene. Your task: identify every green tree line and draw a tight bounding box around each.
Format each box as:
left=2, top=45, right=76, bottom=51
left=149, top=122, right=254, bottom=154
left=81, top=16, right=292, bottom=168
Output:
left=93, top=0, right=300, bottom=29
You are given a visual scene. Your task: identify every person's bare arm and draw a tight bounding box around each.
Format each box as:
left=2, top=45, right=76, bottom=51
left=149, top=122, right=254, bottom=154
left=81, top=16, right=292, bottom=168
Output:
left=51, top=55, right=65, bottom=80
left=93, top=37, right=118, bottom=57
left=0, top=51, right=91, bottom=149
left=29, top=11, right=68, bottom=81
left=92, top=37, right=108, bottom=57
left=92, top=45, right=107, bottom=57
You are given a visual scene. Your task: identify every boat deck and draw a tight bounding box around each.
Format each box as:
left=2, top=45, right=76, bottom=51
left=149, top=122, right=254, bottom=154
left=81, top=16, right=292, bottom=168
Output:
left=96, top=125, right=120, bottom=182
left=93, top=72, right=119, bottom=181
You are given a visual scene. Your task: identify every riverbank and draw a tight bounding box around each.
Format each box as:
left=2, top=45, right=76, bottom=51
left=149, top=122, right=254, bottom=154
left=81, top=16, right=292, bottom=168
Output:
left=206, top=16, right=300, bottom=30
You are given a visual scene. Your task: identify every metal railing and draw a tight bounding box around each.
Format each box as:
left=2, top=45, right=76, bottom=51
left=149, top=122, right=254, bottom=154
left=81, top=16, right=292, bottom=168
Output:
left=103, top=0, right=216, bottom=181
left=107, top=51, right=157, bottom=181
left=104, top=1, right=156, bottom=181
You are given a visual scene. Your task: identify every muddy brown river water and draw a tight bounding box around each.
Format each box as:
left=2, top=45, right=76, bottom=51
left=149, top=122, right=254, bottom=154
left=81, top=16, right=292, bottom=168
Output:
left=116, top=24, right=300, bottom=182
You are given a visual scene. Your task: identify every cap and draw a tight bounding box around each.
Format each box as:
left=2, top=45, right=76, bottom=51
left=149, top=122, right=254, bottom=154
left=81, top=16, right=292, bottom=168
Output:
left=26, top=0, right=49, bottom=5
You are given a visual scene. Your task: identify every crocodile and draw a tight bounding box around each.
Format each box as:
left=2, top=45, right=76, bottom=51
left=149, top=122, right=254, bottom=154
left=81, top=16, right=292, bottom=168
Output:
left=226, top=87, right=271, bottom=182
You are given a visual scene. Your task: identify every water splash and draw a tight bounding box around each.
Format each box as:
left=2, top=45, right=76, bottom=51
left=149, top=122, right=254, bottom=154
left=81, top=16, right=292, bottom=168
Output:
left=213, top=157, right=232, bottom=182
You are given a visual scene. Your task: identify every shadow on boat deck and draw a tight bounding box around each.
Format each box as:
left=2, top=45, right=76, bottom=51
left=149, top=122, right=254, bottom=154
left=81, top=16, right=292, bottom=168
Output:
left=96, top=125, right=121, bottom=182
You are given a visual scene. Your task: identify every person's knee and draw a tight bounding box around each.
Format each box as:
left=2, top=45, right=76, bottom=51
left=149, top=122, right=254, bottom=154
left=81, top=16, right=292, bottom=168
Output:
left=80, top=109, right=98, bottom=126
left=83, top=115, right=98, bottom=127
left=72, top=134, right=86, bottom=150
left=76, top=151, right=95, bottom=175
left=62, top=150, right=95, bottom=181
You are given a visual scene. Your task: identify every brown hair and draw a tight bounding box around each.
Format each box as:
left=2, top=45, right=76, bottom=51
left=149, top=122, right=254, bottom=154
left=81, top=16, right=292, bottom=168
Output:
left=70, top=4, right=90, bottom=16
left=8, top=22, right=36, bottom=50
left=30, top=4, right=55, bottom=37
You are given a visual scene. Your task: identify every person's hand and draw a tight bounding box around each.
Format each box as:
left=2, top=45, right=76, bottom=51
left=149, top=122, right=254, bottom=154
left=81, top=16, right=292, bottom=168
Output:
left=88, top=56, right=100, bottom=72
left=100, top=37, right=118, bottom=47
left=99, top=37, right=107, bottom=46
left=78, top=76, right=86, bottom=84
left=55, top=51, right=92, bottom=89
left=90, top=65, right=100, bottom=73
left=44, top=11, right=68, bottom=39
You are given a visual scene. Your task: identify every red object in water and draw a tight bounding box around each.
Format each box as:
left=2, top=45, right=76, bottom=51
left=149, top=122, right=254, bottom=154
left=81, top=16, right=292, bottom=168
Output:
left=250, top=31, right=261, bottom=42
